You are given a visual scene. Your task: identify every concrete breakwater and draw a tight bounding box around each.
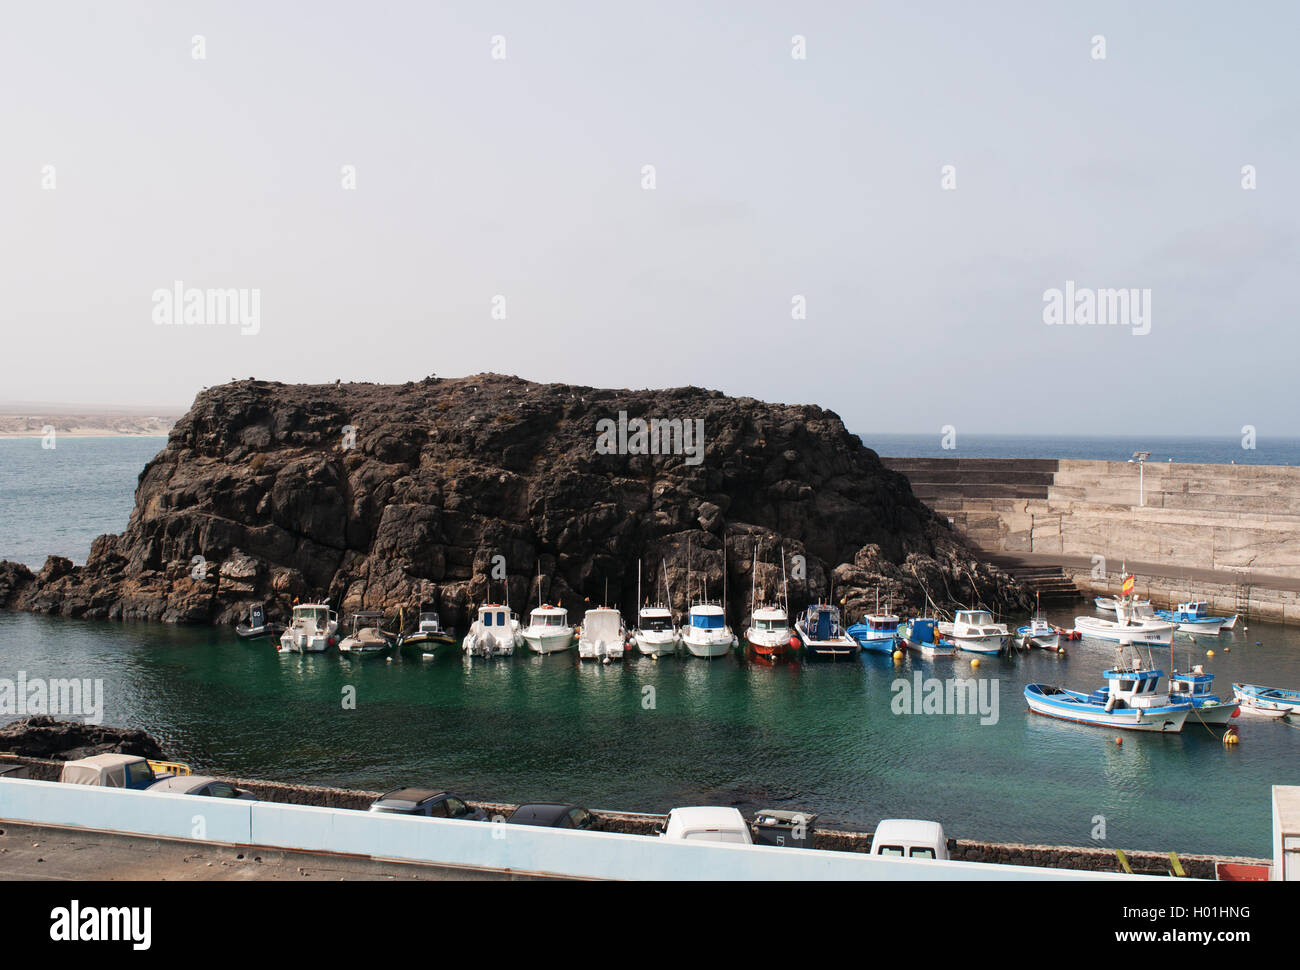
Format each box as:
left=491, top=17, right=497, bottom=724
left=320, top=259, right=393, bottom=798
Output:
left=1, top=755, right=1265, bottom=878
left=883, top=457, right=1300, bottom=622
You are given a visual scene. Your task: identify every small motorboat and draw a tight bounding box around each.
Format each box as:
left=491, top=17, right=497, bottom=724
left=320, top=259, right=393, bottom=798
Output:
left=796, top=603, right=859, bottom=659
left=462, top=603, right=523, bottom=658
left=1025, top=659, right=1191, bottom=733
left=278, top=603, right=339, bottom=653
left=398, top=612, right=458, bottom=655
left=523, top=605, right=576, bottom=655
left=1154, top=601, right=1234, bottom=636
left=682, top=603, right=736, bottom=657
left=338, top=611, right=395, bottom=656
left=577, top=605, right=627, bottom=663
left=235, top=604, right=285, bottom=640
left=899, top=617, right=956, bottom=658
left=745, top=605, right=796, bottom=661
left=632, top=562, right=681, bottom=657
left=1232, top=683, right=1300, bottom=718
left=1016, top=612, right=1062, bottom=652
left=848, top=611, right=901, bottom=656
left=938, top=609, right=1009, bottom=655
left=1168, top=666, right=1238, bottom=725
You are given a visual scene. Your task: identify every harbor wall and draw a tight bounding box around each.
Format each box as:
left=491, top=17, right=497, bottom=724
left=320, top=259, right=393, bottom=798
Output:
left=0, top=755, right=1264, bottom=878
left=881, top=458, right=1300, bottom=621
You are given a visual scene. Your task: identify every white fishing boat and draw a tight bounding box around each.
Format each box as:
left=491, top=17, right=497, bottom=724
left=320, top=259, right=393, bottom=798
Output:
left=522, top=605, right=575, bottom=654
left=938, top=609, right=1009, bottom=655
left=462, top=603, right=523, bottom=657
left=1167, top=666, right=1237, bottom=725
left=577, top=605, right=627, bottom=662
left=278, top=603, right=339, bottom=653
left=680, top=536, right=738, bottom=658
left=682, top=603, right=736, bottom=657
left=633, top=560, right=680, bottom=657
left=1074, top=598, right=1177, bottom=647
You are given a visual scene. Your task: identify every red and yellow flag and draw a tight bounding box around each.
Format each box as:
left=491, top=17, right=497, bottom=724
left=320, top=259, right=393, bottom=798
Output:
left=1121, top=575, right=1135, bottom=596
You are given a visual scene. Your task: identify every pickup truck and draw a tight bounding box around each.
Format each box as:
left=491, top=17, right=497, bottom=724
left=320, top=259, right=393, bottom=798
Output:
left=58, top=754, right=192, bottom=791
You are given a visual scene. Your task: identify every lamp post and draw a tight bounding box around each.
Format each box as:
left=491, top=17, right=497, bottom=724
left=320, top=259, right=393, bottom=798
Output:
left=1131, top=451, right=1150, bottom=507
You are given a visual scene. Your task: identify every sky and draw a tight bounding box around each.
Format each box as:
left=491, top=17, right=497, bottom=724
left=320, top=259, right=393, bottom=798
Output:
left=2, top=1, right=1297, bottom=435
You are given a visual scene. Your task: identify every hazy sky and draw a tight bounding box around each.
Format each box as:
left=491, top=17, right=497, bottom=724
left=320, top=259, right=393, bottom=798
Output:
left=3, top=1, right=1297, bottom=435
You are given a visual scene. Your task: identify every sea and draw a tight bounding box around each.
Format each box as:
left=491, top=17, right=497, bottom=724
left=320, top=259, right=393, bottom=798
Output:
left=1, top=434, right=1297, bottom=858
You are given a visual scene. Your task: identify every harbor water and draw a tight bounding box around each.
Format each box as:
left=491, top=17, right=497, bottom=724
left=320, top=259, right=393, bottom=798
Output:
left=1, top=437, right=1298, bottom=858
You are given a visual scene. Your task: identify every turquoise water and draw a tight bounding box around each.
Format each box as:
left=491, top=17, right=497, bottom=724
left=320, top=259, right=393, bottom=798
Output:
left=1, top=436, right=1298, bottom=857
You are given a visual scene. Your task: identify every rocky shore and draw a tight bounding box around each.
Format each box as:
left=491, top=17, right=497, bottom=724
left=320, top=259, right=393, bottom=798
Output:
left=0, top=716, right=165, bottom=761
left=0, top=374, right=1029, bottom=630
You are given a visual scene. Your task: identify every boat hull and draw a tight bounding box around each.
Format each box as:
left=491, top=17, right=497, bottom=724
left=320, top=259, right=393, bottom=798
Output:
left=799, top=635, right=860, bottom=658
left=682, top=634, right=733, bottom=657
left=1182, top=702, right=1238, bottom=725
left=1073, top=617, right=1176, bottom=647
left=634, top=631, right=679, bottom=656
left=902, top=637, right=956, bottom=658
left=523, top=630, right=575, bottom=654
left=1233, top=683, right=1300, bottom=717
left=578, top=638, right=626, bottom=660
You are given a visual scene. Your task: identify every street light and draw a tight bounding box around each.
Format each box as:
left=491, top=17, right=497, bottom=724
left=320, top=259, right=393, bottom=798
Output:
left=1131, top=451, right=1151, bottom=507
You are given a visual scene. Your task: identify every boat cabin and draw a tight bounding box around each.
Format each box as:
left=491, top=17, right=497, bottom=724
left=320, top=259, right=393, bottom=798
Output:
left=1169, top=666, right=1215, bottom=699
left=954, top=610, right=997, bottom=631
left=750, top=606, right=789, bottom=631
left=860, top=612, right=900, bottom=635
left=1176, top=601, right=1210, bottom=618
left=1090, top=664, right=1172, bottom=710
left=417, top=612, right=443, bottom=633
left=803, top=604, right=845, bottom=639
left=689, top=605, right=726, bottom=630
left=638, top=606, right=674, bottom=632
left=291, top=604, right=334, bottom=628
left=528, top=605, right=569, bottom=626
left=477, top=604, right=512, bottom=628
left=908, top=618, right=938, bottom=644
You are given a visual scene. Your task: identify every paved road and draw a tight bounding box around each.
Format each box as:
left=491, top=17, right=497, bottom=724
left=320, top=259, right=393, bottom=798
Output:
left=0, top=821, right=544, bottom=881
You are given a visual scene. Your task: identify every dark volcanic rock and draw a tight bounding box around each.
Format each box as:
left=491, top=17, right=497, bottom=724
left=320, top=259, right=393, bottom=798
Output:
left=0, top=716, right=165, bottom=760
left=0, top=374, right=1028, bottom=630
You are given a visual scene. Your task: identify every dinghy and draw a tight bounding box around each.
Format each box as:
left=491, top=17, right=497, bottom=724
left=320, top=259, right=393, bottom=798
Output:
left=235, top=604, right=285, bottom=640
left=1232, top=683, right=1300, bottom=718
left=398, top=612, right=458, bottom=655
left=338, top=611, right=395, bottom=656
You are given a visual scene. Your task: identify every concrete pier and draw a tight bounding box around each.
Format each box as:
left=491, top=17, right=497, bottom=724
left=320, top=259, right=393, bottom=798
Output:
left=883, top=457, right=1300, bottom=622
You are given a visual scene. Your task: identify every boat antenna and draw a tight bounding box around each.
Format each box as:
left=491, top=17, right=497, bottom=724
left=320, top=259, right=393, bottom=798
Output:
left=723, top=534, right=728, bottom=615
left=687, top=535, right=692, bottom=607
left=781, top=543, right=789, bottom=616
left=637, top=558, right=642, bottom=613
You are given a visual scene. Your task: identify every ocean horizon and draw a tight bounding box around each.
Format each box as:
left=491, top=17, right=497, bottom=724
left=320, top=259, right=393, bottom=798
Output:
left=861, top=433, right=1300, bottom=466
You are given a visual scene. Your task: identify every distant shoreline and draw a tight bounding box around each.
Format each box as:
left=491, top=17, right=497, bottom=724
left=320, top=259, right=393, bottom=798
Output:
left=0, top=432, right=170, bottom=439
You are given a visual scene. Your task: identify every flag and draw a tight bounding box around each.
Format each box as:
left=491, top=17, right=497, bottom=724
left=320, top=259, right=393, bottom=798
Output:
left=1122, top=575, right=1134, bottom=596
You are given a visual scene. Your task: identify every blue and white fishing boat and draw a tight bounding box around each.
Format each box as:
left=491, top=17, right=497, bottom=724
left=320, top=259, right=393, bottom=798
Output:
left=899, top=617, right=956, bottom=658
left=848, top=611, right=901, bottom=655
left=1154, top=601, right=1234, bottom=636
left=1025, top=659, right=1191, bottom=733
left=1232, top=683, right=1300, bottom=718
left=1016, top=611, right=1061, bottom=652
left=1167, top=666, right=1237, bottom=725
left=796, top=603, right=859, bottom=658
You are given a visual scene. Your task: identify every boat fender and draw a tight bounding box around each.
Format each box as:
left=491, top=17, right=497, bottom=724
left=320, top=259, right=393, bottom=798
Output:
left=1104, top=693, right=1117, bottom=714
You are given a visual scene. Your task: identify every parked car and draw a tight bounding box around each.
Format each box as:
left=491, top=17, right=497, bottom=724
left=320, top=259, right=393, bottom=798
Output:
left=657, top=806, right=753, bottom=845
left=869, top=819, right=954, bottom=860
left=58, top=754, right=191, bottom=791
left=369, top=788, right=487, bottom=821
left=505, top=803, right=594, bottom=829
left=147, top=775, right=256, bottom=800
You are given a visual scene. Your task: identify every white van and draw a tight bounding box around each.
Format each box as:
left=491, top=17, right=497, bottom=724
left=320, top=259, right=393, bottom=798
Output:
left=870, top=819, right=952, bottom=860
left=658, top=807, right=753, bottom=845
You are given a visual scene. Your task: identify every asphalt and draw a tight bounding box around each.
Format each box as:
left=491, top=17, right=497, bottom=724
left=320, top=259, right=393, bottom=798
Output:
left=0, top=821, right=544, bottom=881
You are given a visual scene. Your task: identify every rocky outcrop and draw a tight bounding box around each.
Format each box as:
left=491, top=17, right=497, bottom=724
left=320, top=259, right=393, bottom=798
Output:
left=0, top=374, right=1028, bottom=631
left=0, top=716, right=165, bottom=761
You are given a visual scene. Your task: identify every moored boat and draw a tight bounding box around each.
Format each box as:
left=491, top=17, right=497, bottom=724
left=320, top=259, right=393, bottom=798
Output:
left=1074, top=598, right=1177, bottom=647
left=938, top=609, right=1009, bottom=655
left=577, top=605, right=626, bottom=662
left=899, top=617, right=956, bottom=658
left=633, top=560, right=680, bottom=657
left=745, top=604, right=796, bottom=660
left=681, top=603, right=736, bottom=657
left=278, top=603, right=339, bottom=653
left=235, top=604, right=285, bottom=640
left=1167, top=666, right=1237, bottom=725
left=796, top=603, right=859, bottom=658
left=338, top=611, right=395, bottom=656
left=1095, top=595, right=1151, bottom=614
left=1232, top=683, right=1300, bottom=718
left=522, top=605, right=576, bottom=654
left=1025, top=660, right=1191, bottom=733
left=848, top=611, right=901, bottom=655
left=1016, top=614, right=1062, bottom=652
left=398, top=612, right=458, bottom=655
left=1154, top=601, right=1233, bottom=636
left=462, top=603, right=523, bottom=658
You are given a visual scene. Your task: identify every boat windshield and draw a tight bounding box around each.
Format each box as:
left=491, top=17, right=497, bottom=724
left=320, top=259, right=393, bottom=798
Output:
left=691, top=613, right=724, bottom=630
left=295, top=607, right=328, bottom=626
left=641, top=616, right=673, bottom=632
left=755, top=618, right=785, bottom=632
left=533, top=613, right=566, bottom=627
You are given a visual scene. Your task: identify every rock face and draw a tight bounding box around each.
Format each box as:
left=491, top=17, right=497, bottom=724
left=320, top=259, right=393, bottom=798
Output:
left=0, top=716, right=165, bottom=761
left=0, top=374, right=1028, bottom=631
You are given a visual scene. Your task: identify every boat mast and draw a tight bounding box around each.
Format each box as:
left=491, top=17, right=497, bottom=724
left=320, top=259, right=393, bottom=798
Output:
left=781, top=544, right=789, bottom=616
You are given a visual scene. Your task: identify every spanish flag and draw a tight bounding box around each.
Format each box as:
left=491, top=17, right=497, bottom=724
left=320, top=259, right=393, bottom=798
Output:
left=1121, top=575, right=1134, bottom=596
